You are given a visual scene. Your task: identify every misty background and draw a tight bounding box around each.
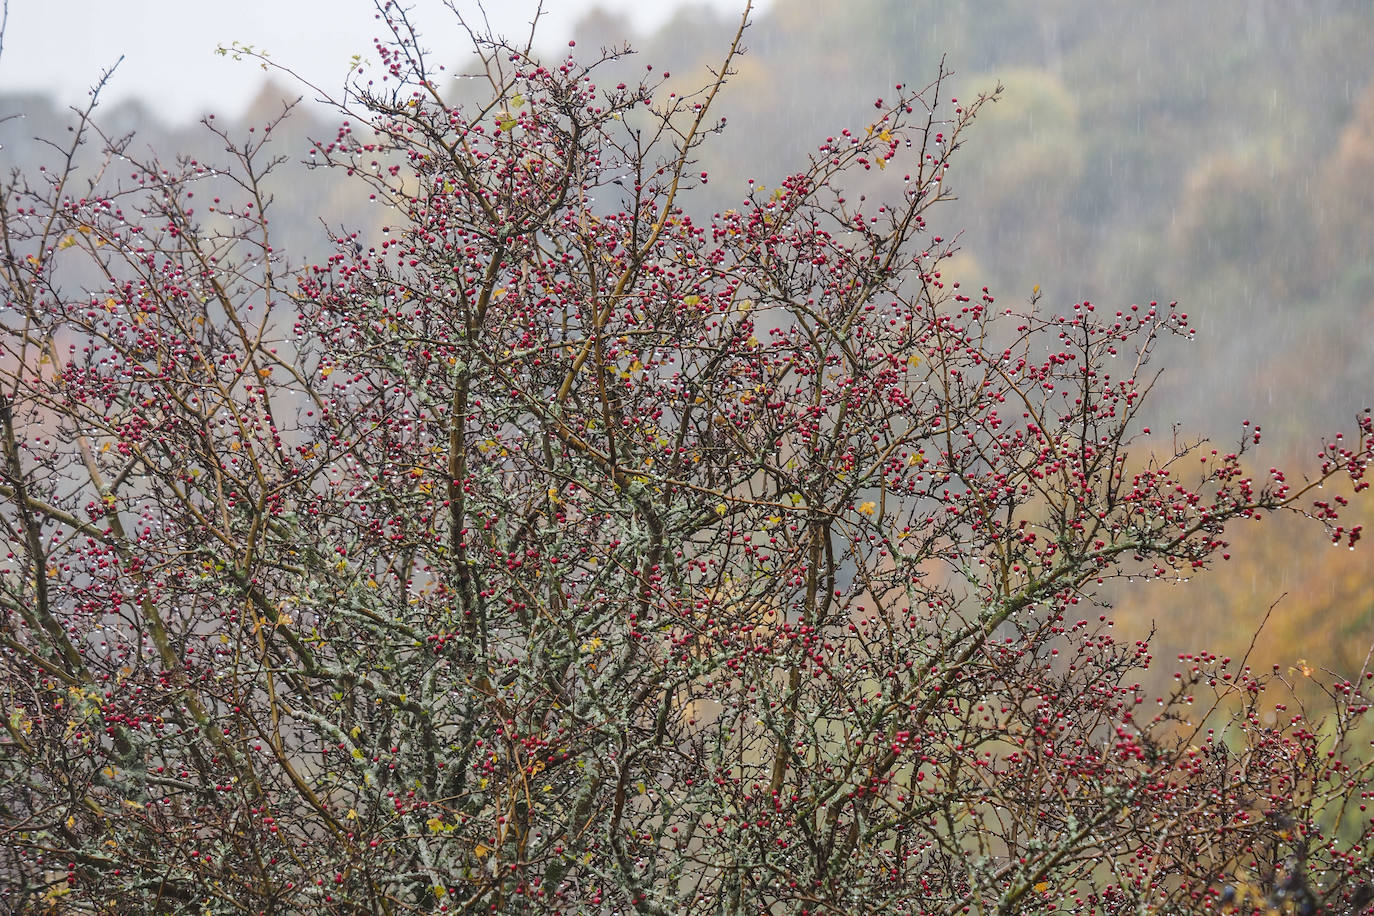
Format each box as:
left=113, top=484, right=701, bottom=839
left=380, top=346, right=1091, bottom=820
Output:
left=3, top=0, right=1371, bottom=681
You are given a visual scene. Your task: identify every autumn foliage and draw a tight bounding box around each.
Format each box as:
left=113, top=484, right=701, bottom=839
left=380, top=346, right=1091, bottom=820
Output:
left=2, top=6, right=1374, bottom=914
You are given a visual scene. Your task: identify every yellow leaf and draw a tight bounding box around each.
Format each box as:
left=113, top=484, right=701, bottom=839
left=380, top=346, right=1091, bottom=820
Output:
left=715, top=503, right=728, bottom=516
left=7, top=707, right=32, bottom=735
left=683, top=294, right=701, bottom=307
left=1034, top=881, right=1050, bottom=893
left=347, top=808, right=358, bottom=820
left=350, top=725, right=362, bottom=739
left=352, top=748, right=364, bottom=759
left=858, top=501, right=877, bottom=516
left=58, top=235, right=78, bottom=249
left=474, top=843, right=489, bottom=858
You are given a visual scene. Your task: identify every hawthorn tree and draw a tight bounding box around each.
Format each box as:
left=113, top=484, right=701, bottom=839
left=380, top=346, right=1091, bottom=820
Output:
left=2, top=5, right=1374, bottom=914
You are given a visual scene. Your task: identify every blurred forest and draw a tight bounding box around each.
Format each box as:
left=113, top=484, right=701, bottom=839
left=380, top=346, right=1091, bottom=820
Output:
left=2, top=0, right=1371, bottom=686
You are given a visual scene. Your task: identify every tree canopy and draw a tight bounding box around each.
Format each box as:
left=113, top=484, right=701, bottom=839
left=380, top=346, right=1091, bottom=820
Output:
left=2, top=6, right=1373, bottom=914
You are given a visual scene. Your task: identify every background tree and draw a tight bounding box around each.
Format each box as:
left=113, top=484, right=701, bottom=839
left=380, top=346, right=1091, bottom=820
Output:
left=2, top=5, right=1373, bottom=914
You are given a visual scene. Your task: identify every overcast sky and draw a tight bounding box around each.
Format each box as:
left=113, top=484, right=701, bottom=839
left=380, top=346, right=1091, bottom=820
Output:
left=0, top=0, right=765, bottom=123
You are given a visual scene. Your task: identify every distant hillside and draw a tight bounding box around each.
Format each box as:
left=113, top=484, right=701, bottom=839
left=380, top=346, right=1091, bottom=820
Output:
left=596, top=0, right=1374, bottom=438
